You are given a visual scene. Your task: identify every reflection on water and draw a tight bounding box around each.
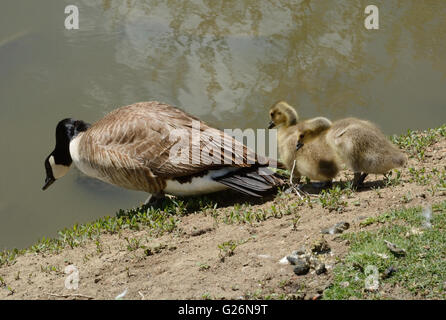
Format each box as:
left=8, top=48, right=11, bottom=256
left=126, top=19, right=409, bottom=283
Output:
left=1, top=0, right=446, bottom=249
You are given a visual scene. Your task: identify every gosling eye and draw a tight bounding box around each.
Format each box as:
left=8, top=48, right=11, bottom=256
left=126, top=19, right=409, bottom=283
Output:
left=299, top=134, right=304, bottom=139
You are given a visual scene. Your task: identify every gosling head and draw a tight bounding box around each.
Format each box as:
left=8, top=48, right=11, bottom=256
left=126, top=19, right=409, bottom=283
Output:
left=295, top=117, right=332, bottom=151
left=42, top=118, right=89, bottom=190
left=295, top=132, right=305, bottom=151
left=268, top=101, right=299, bottom=129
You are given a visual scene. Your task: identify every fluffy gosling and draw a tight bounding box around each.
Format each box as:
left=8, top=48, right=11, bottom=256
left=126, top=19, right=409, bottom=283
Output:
left=269, top=101, right=341, bottom=183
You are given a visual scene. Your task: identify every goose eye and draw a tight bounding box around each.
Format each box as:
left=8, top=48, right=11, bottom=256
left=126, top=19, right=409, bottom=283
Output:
left=300, top=134, right=304, bottom=139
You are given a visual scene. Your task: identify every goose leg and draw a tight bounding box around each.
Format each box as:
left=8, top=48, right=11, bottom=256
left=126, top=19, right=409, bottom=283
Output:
left=144, top=194, right=153, bottom=205
left=353, top=172, right=368, bottom=188
left=144, top=192, right=166, bottom=207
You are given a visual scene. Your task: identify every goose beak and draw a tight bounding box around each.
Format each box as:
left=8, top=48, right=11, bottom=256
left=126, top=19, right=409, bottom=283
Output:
left=42, top=176, right=55, bottom=190
left=268, top=121, right=275, bottom=129
left=296, top=142, right=304, bottom=151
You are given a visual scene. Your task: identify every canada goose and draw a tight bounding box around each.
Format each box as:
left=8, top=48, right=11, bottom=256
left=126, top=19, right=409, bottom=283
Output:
left=295, top=117, right=407, bottom=186
left=269, top=101, right=341, bottom=183
left=43, top=101, right=282, bottom=203
left=324, top=117, right=407, bottom=186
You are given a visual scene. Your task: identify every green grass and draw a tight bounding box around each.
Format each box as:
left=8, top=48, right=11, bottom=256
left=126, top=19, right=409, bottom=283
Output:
left=384, top=169, right=402, bottom=187
left=197, top=262, right=210, bottom=271
left=0, top=190, right=301, bottom=267
left=324, top=201, right=446, bottom=300
left=391, top=125, right=446, bottom=159
left=217, top=201, right=297, bottom=225
left=0, top=192, right=299, bottom=267
left=318, top=185, right=353, bottom=212
left=218, top=240, right=240, bottom=259
left=0, top=202, right=183, bottom=267
left=0, top=275, right=14, bottom=296
left=408, top=167, right=433, bottom=185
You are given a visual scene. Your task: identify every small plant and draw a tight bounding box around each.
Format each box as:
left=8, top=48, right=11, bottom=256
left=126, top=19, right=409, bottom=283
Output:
left=435, top=169, right=446, bottom=190
left=144, top=243, right=167, bottom=256
left=343, top=180, right=355, bottom=191
left=218, top=240, right=238, bottom=259
left=126, top=267, right=134, bottom=278
left=391, top=128, right=439, bottom=159
left=201, top=293, right=212, bottom=300
left=318, top=185, right=350, bottom=212
left=372, top=186, right=383, bottom=198
left=278, top=278, right=292, bottom=289
left=95, top=239, right=103, bottom=253
left=384, top=170, right=402, bottom=187
left=218, top=201, right=295, bottom=226
left=291, top=215, right=301, bottom=230
left=125, top=237, right=143, bottom=252
left=40, top=265, right=61, bottom=274
left=408, top=167, right=432, bottom=185
left=402, top=192, right=413, bottom=204
left=197, top=262, right=210, bottom=271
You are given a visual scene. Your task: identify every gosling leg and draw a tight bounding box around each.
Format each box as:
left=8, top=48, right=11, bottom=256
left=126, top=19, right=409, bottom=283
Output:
left=288, top=160, right=310, bottom=199
left=353, top=172, right=368, bottom=188
left=285, top=184, right=309, bottom=199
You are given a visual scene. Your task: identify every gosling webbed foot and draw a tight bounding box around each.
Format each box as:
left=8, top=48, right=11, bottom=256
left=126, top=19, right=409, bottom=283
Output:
left=284, top=184, right=309, bottom=199
left=311, top=180, right=333, bottom=189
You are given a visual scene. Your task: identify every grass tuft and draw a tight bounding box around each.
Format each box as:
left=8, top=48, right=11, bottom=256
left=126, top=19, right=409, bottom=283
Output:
left=324, top=201, right=446, bottom=300
left=391, top=125, right=445, bottom=160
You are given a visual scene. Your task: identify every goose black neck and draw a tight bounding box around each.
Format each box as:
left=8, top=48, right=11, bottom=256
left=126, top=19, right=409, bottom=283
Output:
left=53, top=118, right=90, bottom=166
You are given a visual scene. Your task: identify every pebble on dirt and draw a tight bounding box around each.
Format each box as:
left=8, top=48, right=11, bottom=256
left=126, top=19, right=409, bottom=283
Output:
left=311, top=237, right=331, bottom=254
left=384, top=240, right=407, bottom=256
left=321, top=221, right=350, bottom=234
left=285, top=245, right=328, bottom=276
left=382, top=265, right=398, bottom=279
left=293, top=259, right=310, bottom=275
left=314, top=263, right=326, bottom=275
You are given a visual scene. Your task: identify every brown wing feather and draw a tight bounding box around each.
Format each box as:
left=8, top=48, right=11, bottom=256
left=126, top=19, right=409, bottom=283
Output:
left=78, top=102, right=268, bottom=193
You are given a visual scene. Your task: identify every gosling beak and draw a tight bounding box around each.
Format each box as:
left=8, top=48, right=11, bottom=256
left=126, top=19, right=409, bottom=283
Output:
left=296, top=142, right=304, bottom=151
left=268, top=121, right=275, bottom=129
left=42, top=176, right=55, bottom=191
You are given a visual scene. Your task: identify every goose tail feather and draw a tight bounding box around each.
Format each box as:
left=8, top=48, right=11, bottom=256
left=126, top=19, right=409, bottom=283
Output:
left=214, top=167, right=284, bottom=197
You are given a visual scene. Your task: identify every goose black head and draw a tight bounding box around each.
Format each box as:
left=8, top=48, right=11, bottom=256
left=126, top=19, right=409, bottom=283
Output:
left=42, top=118, right=90, bottom=190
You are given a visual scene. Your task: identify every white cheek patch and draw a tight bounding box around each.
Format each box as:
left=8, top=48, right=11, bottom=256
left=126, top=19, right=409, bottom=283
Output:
left=49, top=156, right=71, bottom=179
